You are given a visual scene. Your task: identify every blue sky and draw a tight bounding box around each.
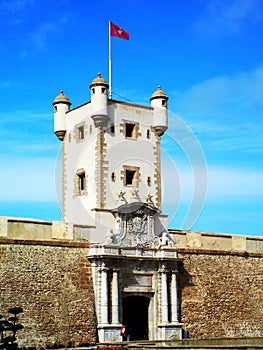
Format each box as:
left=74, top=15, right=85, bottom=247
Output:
left=0, top=0, right=262, bottom=236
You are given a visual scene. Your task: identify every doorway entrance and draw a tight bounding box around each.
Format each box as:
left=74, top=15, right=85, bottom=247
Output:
left=122, top=295, right=150, bottom=341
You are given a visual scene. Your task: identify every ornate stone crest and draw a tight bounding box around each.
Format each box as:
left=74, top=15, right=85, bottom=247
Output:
left=108, top=202, right=174, bottom=248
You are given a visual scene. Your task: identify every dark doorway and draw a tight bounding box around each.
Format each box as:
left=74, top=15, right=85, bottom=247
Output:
left=122, top=295, right=150, bottom=340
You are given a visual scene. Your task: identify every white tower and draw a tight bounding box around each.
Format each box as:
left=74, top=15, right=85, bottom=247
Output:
left=53, top=74, right=169, bottom=235
left=53, top=74, right=182, bottom=342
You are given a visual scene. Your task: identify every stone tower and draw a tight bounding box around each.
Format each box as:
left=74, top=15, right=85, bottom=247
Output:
left=53, top=74, right=182, bottom=342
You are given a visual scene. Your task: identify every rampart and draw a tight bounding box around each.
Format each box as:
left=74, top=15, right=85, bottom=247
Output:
left=169, top=230, right=263, bottom=339
left=0, top=217, right=262, bottom=346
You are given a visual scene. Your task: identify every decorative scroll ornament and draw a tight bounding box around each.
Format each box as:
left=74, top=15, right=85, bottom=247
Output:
left=108, top=203, right=175, bottom=248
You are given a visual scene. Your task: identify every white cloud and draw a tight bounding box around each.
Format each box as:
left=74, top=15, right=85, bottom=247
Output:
left=0, top=110, right=57, bottom=156
left=0, top=157, right=57, bottom=201
left=31, top=22, right=58, bottom=49
left=0, top=81, right=11, bottom=88
left=195, top=0, right=263, bottom=36
left=161, top=160, right=263, bottom=229
left=207, top=166, right=263, bottom=197
left=170, top=67, right=263, bottom=153
left=162, top=162, right=263, bottom=202
left=0, top=0, right=35, bottom=15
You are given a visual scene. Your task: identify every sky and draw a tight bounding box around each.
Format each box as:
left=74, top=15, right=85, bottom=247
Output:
left=0, top=0, right=262, bottom=236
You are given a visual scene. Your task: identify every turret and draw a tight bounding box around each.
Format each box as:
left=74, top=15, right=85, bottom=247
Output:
left=53, top=90, right=71, bottom=141
left=89, top=73, right=109, bottom=128
left=150, top=85, right=169, bottom=136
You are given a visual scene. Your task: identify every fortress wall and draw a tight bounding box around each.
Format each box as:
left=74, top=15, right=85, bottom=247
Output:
left=0, top=217, right=92, bottom=241
left=0, top=220, right=262, bottom=346
left=169, top=229, right=263, bottom=254
left=169, top=230, right=263, bottom=339
left=177, top=250, right=263, bottom=339
left=0, top=239, right=97, bottom=348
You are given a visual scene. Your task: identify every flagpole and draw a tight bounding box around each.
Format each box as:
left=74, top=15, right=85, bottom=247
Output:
left=109, top=21, right=112, bottom=99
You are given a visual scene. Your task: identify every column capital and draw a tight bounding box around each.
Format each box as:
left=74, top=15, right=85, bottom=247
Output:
left=112, top=268, right=120, bottom=272
left=159, top=267, right=169, bottom=274
left=99, top=262, right=109, bottom=272
left=158, top=263, right=169, bottom=273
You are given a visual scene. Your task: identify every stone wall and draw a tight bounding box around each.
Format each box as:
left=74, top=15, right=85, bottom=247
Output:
left=178, top=249, right=263, bottom=339
left=1, top=221, right=263, bottom=346
left=0, top=240, right=97, bottom=348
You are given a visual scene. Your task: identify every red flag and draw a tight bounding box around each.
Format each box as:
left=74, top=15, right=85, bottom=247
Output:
left=110, top=22, right=129, bottom=40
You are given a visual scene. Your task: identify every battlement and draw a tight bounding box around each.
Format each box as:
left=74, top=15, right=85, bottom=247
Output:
left=0, top=216, right=93, bottom=242
left=1, top=216, right=262, bottom=254
left=169, top=229, right=263, bottom=255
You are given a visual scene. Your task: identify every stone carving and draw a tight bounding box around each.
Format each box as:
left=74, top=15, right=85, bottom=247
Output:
left=165, top=328, right=182, bottom=340
left=117, top=189, right=127, bottom=204
left=159, top=231, right=169, bottom=247
left=112, top=205, right=174, bottom=249
left=145, top=193, right=154, bottom=204
left=158, top=231, right=174, bottom=248
left=127, top=213, right=147, bottom=235
left=130, top=187, right=140, bottom=202
left=104, top=329, right=120, bottom=342
left=126, top=212, right=152, bottom=247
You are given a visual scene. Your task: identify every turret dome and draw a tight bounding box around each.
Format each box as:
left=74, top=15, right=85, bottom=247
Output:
left=89, top=73, right=109, bottom=88
left=150, top=85, right=168, bottom=101
left=53, top=90, right=71, bottom=106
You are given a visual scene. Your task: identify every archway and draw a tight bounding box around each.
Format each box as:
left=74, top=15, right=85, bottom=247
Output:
left=122, top=295, right=150, bottom=341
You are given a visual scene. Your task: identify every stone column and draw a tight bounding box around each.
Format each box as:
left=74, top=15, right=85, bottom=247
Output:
left=171, top=270, right=178, bottom=322
left=160, top=265, right=169, bottom=324
left=100, top=264, right=109, bottom=324
left=111, top=269, right=120, bottom=324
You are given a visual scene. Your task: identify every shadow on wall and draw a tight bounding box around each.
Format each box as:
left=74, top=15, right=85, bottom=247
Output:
left=0, top=307, right=24, bottom=349
left=178, top=263, right=194, bottom=335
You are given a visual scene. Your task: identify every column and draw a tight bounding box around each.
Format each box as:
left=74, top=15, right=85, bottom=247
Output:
left=160, top=265, right=169, bottom=323
left=111, top=269, right=120, bottom=324
left=100, top=264, right=109, bottom=324
left=171, top=270, right=178, bottom=323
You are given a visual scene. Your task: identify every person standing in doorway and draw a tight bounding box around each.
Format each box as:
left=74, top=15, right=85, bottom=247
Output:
left=120, top=325, right=127, bottom=341
left=120, top=325, right=132, bottom=341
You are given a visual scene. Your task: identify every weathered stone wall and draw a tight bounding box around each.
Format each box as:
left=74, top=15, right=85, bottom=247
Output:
left=178, top=250, right=263, bottom=339
left=0, top=240, right=97, bottom=348
left=1, top=223, right=263, bottom=346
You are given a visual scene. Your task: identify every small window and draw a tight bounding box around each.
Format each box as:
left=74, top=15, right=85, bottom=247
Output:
left=125, top=122, right=137, bottom=139
left=79, top=173, right=85, bottom=191
left=110, top=125, right=115, bottom=134
left=111, top=172, right=116, bottom=182
left=122, top=166, right=140, bottom=187
left=78, top=126, right=84, bottom=140
left=75, top=124, right=86, bottom=142
left=162, top=99, right=167, bottom=107
left=147, top=176, right=151, bottom=186
left=147, top=129, right=150, bottom=139
left=101, top=87, right=106, bottom=94
left=92, top=88, right=95, bottom=94
left=126, top=170, right=136, bottom=186
left=76, top=170, right=86, bottom=196
left=75, top=169, right=87, bottom=196
left=54, top=105, right=57, bottom=112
